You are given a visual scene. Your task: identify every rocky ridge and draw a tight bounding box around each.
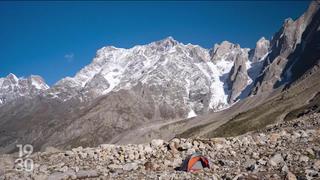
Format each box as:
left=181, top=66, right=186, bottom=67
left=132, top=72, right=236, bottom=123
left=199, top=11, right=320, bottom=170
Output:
left=227, top=50, right=250, bottom=103
left=2, top=113, right=320, bottom=179
left=249, top=37, right=270, bottom=63
left=252, top=0, right=320, bottom=95
left=0, top=74, right=49, bottom=105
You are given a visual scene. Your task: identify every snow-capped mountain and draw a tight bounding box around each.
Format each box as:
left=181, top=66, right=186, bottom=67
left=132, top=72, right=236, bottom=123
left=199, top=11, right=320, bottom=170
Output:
left=0, top=37, right=268, bottom=116
left=0, top=73, right=49, bottom=105
left=43, top=37, right=264, bottom=116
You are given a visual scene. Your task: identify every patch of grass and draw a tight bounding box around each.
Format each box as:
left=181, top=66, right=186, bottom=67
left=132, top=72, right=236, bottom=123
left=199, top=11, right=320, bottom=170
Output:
left=284, top=92, right=320, bottom=121
left=175, top=111, right=248, bottom=138
left=306, top=152, right=316, bottom=160
left=204, top=107, right=286, bottom=138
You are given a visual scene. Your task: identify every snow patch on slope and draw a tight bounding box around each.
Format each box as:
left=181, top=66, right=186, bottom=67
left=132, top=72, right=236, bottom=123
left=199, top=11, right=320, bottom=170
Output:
left=207, top=60, right=234, bottom=109
left=101, top=69, right=123, bottom=94
left=31, top=78, right=49, bottom=90
left=187, top=109, right=197, bottom=118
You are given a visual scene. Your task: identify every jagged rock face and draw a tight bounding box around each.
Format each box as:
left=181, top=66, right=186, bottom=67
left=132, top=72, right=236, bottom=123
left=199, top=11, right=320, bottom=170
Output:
left=279, top=2, right=320, bottom=85
left=227, top=50, right=250, bottom=103
left=82, top=74, right=110, bottom=100
left=210, top=41, right=252, bottom=103
left=250, top=37, right=270, bottom=63
left=252, top=1, right=320, bottom=95
left=210, top=41, right=242, bottom=62
left=0, top=74, right=49, bottom=105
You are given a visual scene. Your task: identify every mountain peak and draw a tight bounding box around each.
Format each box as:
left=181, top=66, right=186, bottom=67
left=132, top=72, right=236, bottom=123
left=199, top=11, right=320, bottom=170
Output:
left=162, top=36, right=176, bottom=42
left=256, top=37, right=270, bottom=47
left=154, top=36, right=179, bottom=48
left=211, top=40, right=242, bottom=62
left=0, top=73, right=49, bottom=106
left=6, top=73, right=19, bottom=83
left=258, top=37, right=267, bottom=42
left=251, top=37, right=270, bottom=63
left=28, top=75, right=50, bottom=90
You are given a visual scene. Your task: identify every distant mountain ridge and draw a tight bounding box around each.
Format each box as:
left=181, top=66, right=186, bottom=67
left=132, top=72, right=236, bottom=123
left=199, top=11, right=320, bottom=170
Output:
left=0, top=36, right=268, bottom=114
left=0, top=73, right=48, bottom=105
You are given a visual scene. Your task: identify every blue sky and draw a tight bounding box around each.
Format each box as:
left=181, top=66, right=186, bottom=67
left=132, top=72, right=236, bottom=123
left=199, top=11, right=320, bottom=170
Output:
left=0, top=1, right=310, bottom=85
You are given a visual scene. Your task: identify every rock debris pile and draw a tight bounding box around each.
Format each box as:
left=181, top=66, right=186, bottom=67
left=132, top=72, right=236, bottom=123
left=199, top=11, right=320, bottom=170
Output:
left=1, top=113, right=320, bottom=179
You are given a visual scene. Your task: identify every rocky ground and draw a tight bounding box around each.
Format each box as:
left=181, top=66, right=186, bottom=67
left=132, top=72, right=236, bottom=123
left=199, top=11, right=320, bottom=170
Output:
left=1, top=113, right=320, bottom=180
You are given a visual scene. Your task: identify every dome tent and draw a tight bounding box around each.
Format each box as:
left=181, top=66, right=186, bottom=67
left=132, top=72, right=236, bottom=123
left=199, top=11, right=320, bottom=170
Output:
left=178, top=153, right=210, bottom=172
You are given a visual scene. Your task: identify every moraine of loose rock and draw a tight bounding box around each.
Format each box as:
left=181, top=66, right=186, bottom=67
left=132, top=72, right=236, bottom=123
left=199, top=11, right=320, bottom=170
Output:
left=1, top=113, right=320, bottom=180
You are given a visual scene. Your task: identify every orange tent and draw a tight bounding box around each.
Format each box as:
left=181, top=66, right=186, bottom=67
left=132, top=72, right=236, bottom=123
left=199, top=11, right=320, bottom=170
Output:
left=178, top=153, right=210, bottom=172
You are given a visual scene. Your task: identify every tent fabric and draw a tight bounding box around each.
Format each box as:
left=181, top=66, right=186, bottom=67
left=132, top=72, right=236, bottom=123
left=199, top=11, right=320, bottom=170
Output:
left=190, top=161, right=203, bottom=171
left=178, top=153, right=210, bottom=172
left=187, top=156, right=200, bottom=171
